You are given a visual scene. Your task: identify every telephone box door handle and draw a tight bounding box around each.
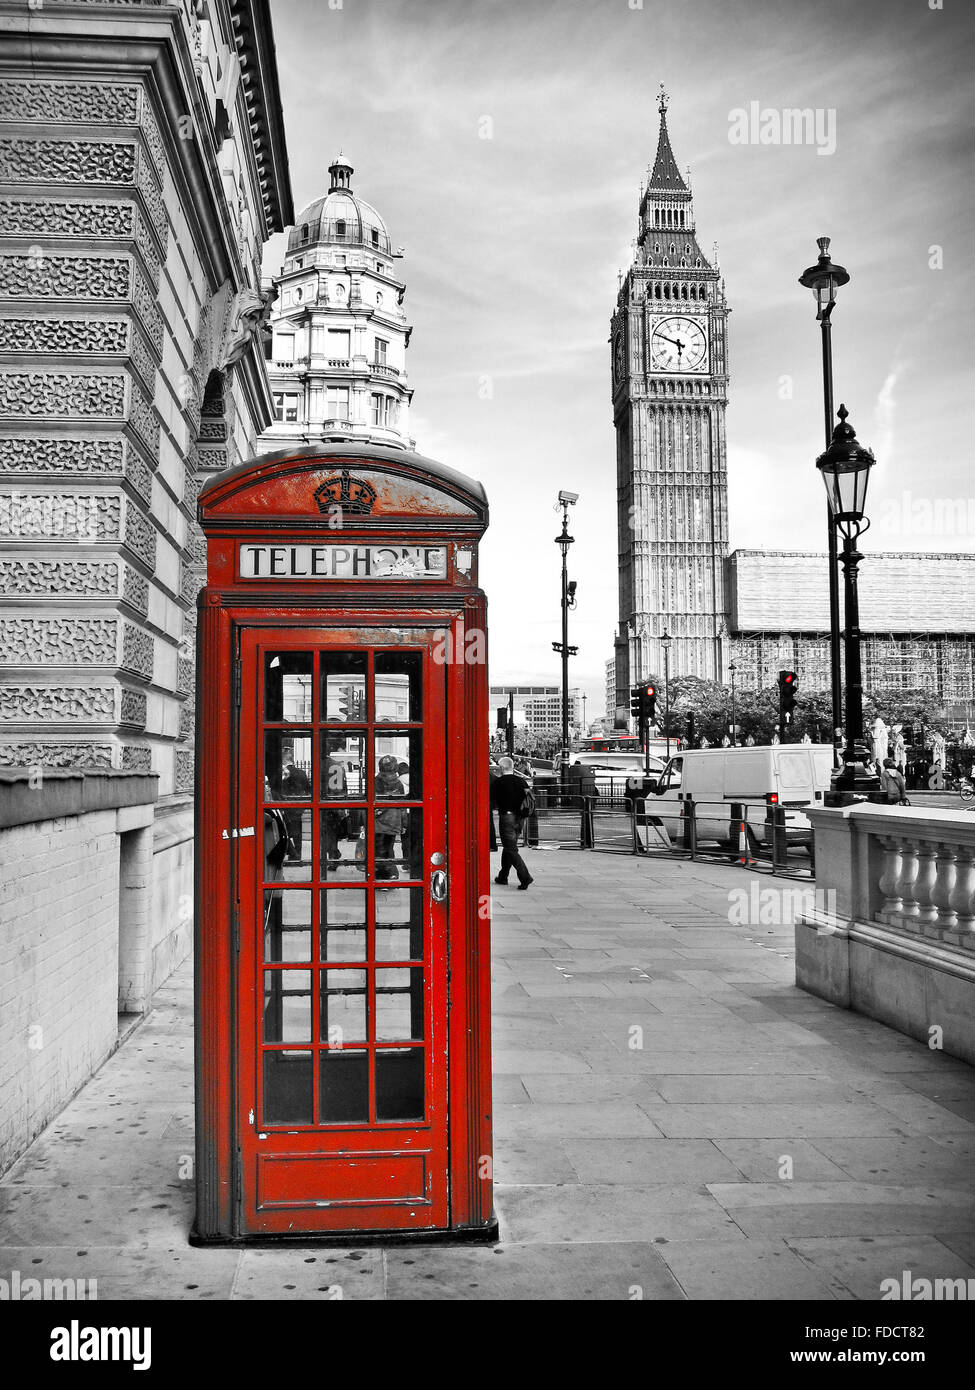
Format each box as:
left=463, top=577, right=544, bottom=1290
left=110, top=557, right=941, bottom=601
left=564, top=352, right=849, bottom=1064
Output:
left=431, top=868, right=447, bottom=903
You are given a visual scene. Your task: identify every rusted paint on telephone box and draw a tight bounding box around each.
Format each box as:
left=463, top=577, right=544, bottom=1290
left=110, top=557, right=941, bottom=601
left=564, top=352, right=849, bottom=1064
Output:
left=191, top=443, right=495, bottom=1243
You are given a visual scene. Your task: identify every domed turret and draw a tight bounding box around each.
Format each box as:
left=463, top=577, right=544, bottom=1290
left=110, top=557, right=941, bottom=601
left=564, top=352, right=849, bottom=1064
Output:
left=287, top=155, right=392, bottom=256
left=260, top=156, right=414, bottom=453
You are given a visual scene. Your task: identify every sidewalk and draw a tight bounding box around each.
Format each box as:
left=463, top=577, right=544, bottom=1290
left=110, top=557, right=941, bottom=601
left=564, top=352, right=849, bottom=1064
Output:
left=3, top=847, right=975, bottom=1300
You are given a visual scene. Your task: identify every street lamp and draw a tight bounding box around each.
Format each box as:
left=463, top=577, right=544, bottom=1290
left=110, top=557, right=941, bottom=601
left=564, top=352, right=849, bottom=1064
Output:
left=554, top=490, right=578, bottom=774
left=816, top=405, right=881, bottom=800
left=660, top=629, right=672, bottom=759
left=799, top=236, right=850, bottom=770
left=729, top=660, right=737, bottom=746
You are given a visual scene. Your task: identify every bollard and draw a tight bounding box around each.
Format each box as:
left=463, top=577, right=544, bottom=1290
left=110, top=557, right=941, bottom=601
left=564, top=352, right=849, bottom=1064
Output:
left=771, top=804, right=788, bottom=869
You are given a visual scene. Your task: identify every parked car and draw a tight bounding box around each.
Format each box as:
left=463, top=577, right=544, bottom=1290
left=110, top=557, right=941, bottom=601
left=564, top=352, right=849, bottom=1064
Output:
left=562, top=750, right=665, bottom=801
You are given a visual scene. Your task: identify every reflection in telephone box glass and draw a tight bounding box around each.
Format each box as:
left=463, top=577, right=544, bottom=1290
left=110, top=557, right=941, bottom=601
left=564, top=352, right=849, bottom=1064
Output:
left=193, top=445, right=494, bottom=1243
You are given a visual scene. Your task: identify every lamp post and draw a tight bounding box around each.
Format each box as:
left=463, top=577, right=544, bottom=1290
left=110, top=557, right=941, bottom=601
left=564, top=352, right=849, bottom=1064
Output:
left=816, top=405, right=882, bottom=801
left=729, top=660, right=737, bottom=746
left=553, top=490, right=578, bottom=777
left=661, top=630, right=672, bottom=759
left=799, top=237, right=849, bottom=771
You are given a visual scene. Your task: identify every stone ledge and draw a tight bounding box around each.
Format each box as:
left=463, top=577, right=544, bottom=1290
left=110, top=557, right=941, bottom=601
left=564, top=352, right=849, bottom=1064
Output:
left=0, top=767, right=157, bottom=830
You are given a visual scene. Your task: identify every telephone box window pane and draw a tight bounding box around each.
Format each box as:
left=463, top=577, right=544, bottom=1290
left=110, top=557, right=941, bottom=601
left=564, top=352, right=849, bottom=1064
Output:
left=263, top=970, right=312, bottom=1042
left=263, top=889, right=312, bottom=962
left=375, top=888, right=423, bottom=960
left=263, top=1051, right=312, bottom=1125
left=375, top=967, right=424, bottom=1041
left=320, top=969, right=367, bottom=1044
left=321, top=811, right=368, bottom=880
left=320, top=1050, right=368, bottom=1124
left=265, top=733, right=312, bottom=801
left=374, top=652, right=421, bottom=721
left=277, top=809, right=311, bottom=881
left=374, top=733, right=421, bottom=799
left=264, top=652, right=312, bottom=721
left=321, top=734, right=366, bottom=800
left=321, top=654, right=367, bottom=722
left=321, top=889, right=367, bottom=960
left=375, top=1049, right=424, bottom=1121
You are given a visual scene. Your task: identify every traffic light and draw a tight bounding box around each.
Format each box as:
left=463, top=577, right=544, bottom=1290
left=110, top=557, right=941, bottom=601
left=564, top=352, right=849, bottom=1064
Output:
left=642, top=684, right=657, bottom=724
left=778, top=670, right=797, bottom=740
left=630, top=685, right=642, bottom=722
left=686, top=712, right=696, bottom=747
left=497, top=706, right=508, bottom=730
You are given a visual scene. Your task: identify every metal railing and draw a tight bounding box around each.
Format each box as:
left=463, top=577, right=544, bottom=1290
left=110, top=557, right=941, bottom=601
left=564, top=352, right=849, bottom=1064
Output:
left=508, top=791, right=814, bottom=878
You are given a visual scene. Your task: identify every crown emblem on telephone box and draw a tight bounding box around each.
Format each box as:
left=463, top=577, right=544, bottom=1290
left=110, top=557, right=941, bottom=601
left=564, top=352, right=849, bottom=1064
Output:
left=314, top=470, right=377, bottom=516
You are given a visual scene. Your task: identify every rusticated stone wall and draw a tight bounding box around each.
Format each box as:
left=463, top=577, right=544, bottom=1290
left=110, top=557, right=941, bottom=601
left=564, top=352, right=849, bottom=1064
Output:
left=0, top=2, right=291, bottom=796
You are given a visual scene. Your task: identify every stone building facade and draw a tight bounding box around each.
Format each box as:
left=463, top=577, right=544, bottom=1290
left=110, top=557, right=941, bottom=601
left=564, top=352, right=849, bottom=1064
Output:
left=259, top=154, right=414, bottom=452
left=729, top=550, right=975, bottom=701
left=0, top=0, right=292, bottom=1040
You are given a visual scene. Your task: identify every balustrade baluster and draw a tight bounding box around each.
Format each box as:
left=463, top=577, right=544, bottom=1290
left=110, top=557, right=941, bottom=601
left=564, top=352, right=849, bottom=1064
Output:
left=915, top=844, right=940, bottom=925
left=948, top=847, right=975, bottom=932
left=930, top=844, right=958, bottom=931
left=898, top=838, right=921, bottom=919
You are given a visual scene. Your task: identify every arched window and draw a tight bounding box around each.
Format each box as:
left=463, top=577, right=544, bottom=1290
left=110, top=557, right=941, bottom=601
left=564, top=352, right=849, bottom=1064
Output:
left=689, top=285, right=697, bottom=301
left=678, top=211, right=684, bottom=227
left=663, top=284, right=670, bottom=299
left=681, top=284, right=688, bottom=299
left=300, top=225, right=309, bottom=243
left=680, top=258, right=686, bottom=267
left=662, top=258, right=669, bottom=267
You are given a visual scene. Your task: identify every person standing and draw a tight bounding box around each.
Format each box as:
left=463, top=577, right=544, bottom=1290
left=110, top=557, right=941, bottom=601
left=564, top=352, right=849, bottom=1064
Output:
left=490, top=756, right=533, bottom=890
left=881, top=757, right=909, bottom=806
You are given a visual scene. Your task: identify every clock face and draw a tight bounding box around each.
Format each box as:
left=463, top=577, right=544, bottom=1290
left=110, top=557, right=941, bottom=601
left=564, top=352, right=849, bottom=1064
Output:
left=650, top=316, right=708, bottom=373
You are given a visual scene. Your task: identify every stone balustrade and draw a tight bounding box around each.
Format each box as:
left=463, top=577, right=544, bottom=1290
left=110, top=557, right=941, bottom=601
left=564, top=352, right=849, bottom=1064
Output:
left=796, top=803, right=975, bottom=1066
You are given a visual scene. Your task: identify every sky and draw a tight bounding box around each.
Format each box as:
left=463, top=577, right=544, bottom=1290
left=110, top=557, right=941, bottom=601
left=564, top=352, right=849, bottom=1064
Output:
left=264, top=0, right=975, bottom=720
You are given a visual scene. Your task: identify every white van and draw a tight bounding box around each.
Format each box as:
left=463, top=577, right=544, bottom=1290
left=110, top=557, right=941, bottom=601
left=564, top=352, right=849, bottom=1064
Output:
left=642, top=745, right=834, bottom=853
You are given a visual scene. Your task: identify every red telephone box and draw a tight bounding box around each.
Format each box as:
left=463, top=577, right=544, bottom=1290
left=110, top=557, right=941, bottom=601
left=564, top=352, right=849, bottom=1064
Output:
left=192, top=443, right=494, bottom=1243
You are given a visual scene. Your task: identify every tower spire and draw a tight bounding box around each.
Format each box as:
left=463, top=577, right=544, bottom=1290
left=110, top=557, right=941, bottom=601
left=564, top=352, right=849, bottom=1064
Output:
left=647, top=85, right=687, bottom=192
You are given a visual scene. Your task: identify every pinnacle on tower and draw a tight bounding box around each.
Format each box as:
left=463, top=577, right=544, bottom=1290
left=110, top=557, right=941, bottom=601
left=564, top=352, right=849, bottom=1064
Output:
left=647, top=85, right=687, bottom=192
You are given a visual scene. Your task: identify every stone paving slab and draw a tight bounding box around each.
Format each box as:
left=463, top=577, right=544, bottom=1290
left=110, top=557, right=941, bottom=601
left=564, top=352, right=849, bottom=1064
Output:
left=384, top=1240, right=684, bottom=1301
left=2, top=843, right=974, bottom=1299
left=784, top=1235, right=975, bottom=1301
left=657, top=1236, right=844, bottom=1301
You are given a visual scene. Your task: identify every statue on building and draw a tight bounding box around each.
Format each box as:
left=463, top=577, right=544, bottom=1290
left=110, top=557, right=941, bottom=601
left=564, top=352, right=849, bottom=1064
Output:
left=220, top=287, right=272, bottom=370
left=892, top=725, right=907, bottom=772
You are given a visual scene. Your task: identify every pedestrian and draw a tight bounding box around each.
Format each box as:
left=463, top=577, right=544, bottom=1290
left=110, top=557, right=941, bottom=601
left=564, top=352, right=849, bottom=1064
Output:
left=881, top=756, right=909, bottom=806
left=375, top=754, right=406, bottom=880
left=490, top=755, right=534, bottom=890
left=488, top=756, right=500, bottom=852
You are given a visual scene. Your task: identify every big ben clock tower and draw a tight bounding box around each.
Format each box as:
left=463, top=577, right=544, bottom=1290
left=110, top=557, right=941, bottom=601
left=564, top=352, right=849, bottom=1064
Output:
left=611, top=88, right=730, bottom=709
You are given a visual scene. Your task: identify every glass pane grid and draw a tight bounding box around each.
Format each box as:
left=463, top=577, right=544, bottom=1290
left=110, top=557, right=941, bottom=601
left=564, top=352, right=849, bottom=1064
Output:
left=259, top=645, right=428, bottom=1129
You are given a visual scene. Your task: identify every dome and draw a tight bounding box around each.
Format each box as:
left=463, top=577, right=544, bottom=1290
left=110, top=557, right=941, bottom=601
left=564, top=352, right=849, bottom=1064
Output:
left=287, top=155, right=392, bottom=255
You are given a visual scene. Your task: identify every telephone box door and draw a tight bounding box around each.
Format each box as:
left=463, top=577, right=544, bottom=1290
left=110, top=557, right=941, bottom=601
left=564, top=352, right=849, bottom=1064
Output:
left=236, top=625, right=450, bottom=1236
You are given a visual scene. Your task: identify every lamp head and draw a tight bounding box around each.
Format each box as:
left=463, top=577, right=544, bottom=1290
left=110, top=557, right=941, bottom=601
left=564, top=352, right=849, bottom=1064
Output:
left=816, top=404, right=876, bottom=539
left=799, top=235, right=850, bottom=320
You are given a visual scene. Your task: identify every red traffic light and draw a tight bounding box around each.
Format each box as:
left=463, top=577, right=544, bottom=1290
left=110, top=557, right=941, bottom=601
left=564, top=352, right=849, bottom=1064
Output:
left=784, top=673, right=794, bottom=685
left=645, top=685, right=655, bottom=697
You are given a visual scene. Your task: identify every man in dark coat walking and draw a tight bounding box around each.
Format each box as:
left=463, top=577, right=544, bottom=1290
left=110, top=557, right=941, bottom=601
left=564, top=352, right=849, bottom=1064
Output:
left=490, top=756, right=534, bottom=890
